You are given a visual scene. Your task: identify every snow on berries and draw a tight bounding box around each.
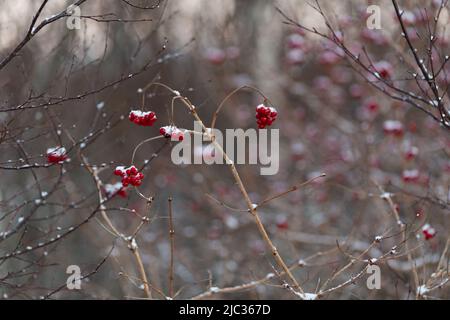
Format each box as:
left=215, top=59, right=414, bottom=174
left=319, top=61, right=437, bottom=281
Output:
left=422, top=223, right=436, bottom=240
left=400, top=11, right=416, bottom=26
left=373, top=60, right=393, bottom=79
left=203, top=47, right=226, bottom=65
left=383, top=120, right=404, bottom=137
left=129, top=110, right=157, bottom=126
left=104, top=182, right=127, bottom=198
left=286, top=49, right=305, bottom=65
left=402, top=169, right=420, bottom=183
left=159, top=126, right=184, bottom=141
left=404, top=146, right=419, bottom=160
left=318, top=50, right=341, bottom=65
left=46, top=147, right=67, bottom=164
left=286, top=33, right=305, bottom=49
left=256, top=104, right=278, bottom=129
left=275, top=214, right=289, bottom=230
left=114, top=165, right=144, bottom=187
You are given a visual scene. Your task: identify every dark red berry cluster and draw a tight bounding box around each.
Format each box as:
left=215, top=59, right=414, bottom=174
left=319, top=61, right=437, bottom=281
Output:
left=404, top=146, right=418, bottom=161
left=256, top=104, right=278, bottom=129
left=129, top=110, right=157, bottom=126
left=383, top=120, right=404, bottom=137
left=402, top=169, right=420, bottom=183
left=160, top=126, right=184, bottom=141
left=114, top=165, right=144, bottom=187
left=422, top=224, right=436, bottom=240
left=46, top=147, right=67, bottom=164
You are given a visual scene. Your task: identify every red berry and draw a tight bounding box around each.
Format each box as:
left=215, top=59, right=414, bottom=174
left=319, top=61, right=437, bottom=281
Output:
left=366, top=101, right=379, bottom=113
left=204, top=47, right=226, bottom=65
left=117, top=188, right=127, bottom=198
left=276, top=215, right=289, bottom=230
left=374, top=60, right=393, bottom=79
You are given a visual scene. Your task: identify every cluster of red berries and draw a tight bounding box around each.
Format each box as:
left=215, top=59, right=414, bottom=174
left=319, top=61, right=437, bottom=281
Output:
left=114, top=165, right=144, bottom=187
left=47, top=147, right=67, bottom=164
left=160, top=126, right=184, bottom=141
left=402, top=169, right=420, bottom=183
left=129, top=110, right=157, bottom=126
left=422, top=223, right=436, bottom=240
left=203, top=46, right=240, bottom=65
left=383, top=120, right=404, bottom=137
left=256, top=104, right=278, bottom=129
left=275, top=214, right=289, bottom=230
left=404, top=146, right=419, bottom=161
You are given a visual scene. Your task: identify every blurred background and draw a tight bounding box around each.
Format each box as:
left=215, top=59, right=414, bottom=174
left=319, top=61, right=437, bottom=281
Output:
left=0, top=0, right=449, bottom=299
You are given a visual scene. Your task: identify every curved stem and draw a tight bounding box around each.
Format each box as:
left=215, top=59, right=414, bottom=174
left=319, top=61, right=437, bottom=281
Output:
left=210, top=85, right=274, bottom=131
left=131, top=135, right=164, bottom=164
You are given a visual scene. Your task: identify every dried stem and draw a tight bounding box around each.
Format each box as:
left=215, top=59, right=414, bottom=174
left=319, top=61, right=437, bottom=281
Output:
left=66, top=130, right=153, bottom=299
left=168, top=196, right=175, bottom=298
left=143, top=82, right=304, bottom=294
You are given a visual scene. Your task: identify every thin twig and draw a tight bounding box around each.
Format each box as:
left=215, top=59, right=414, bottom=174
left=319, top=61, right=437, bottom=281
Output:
left=168, top=196, right=175, bottom=298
